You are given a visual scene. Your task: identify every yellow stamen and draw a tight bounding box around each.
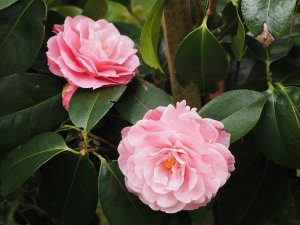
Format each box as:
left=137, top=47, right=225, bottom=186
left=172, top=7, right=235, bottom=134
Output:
left=163, top=157, right=177, bottom=170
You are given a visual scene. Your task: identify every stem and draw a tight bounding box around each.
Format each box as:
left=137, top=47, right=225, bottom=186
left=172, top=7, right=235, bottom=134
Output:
left=80, top=131, right=89, bottom=155
left=206, top=0, right=218, bottom=16
left=266, top=61, right=272, bottom=82
left=162, top=0, right=201, bottom=109
left=66, top=148, right=81, bottom=155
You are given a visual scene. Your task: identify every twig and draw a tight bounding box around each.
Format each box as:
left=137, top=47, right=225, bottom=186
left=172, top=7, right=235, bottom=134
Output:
left=218, top=20, right=237, bottom=40
left=88, top=133, right=117, bottom=150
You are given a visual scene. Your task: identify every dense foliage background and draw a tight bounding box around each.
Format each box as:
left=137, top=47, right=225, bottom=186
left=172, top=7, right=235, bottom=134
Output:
left=0, top=0, right=299, bottom=225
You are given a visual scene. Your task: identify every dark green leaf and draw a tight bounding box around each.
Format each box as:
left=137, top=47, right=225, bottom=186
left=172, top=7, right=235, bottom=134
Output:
left=0, top=132, right=70, bottom=196
left=115, top=78, right=173, bottom=124
left=174, top=17, right=229, bottom=94
left=189, top=207, right=206, bottom=225
left=217, top=140, right=290, bottom=225
left=51, top=5, right=82, bottom=17
left=0, top=0, right=18, bottom=10
left=246, top=35, right=294, bottom=63
left=199, top=90, right=269, bottom=143
left=226, top=1, right=245, bottom=61
left=273, top=71, right=300, bottom=86
left=140, top=0, right=166, bottom=72
left=0, top=0, right=46, bottom=76
left=69, top=86, right=126, bottom=132
left=98, top=160, right=163, bottom=225
left=225, top=54, right=268, bottom=92
left=0, top=74, right=67, bottom=152
left=241, top=0, right=297, bottom=37
left=39, top=153, right=98, bottom=225
left=253, top=85, right=300, bottom=168
left=83, top=0, right=108, bottom=20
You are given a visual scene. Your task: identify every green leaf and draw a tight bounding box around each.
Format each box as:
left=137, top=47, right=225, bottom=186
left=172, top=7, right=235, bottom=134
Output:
left=51, top=5, right=83, bottom=17
left=241, top=0, right=297, bottom=37
left=0, top=0, right=18, bottom=10
left=199, top=90, right=269, bottom=143
left=98, top=159, right=163, bottom=225
left=39, top=153, right=98, bottom=225
left=140, top=0, right=166, bottom=72
left=253, top=85, right=300, bottom=168
left=174, top=17, right=229, bottom=94
left=69, top=86, right=126, bottom=132
left=83, top=0, right=108, bottom=20
left=217, top=140, right=290, bottom=225
left=115, top=78, right=173, bottom=124
left=0, top=0, right=46, bottom=76
left=105, top=1, right=140, bottom=26
left=223, top=1, right=245, bottom=61
left=246, top=35, right=294, bottom=63
left=0, top=74, right=67, bottom=152
left=0, top=132, right=70, bottom=196
left=111, top=0, right=132, bottom=12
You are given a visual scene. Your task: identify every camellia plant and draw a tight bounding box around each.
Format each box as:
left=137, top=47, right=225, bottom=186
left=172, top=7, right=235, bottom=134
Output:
left=0, top=0, right=299, bottom=225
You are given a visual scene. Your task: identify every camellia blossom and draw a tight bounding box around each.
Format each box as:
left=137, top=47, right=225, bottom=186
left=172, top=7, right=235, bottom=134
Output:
left=46, top=15, right=140, bottom=89
left=118, top=101, right=235, bottom=213
left=62, top=83, right=78, bottom=111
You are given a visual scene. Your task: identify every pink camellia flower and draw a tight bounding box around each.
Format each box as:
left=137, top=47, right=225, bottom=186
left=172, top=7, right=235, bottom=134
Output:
left=62, top=83, right=78, bottom=111
left=118, top=101, right=235, bottom=213
left=47, top=16, right=140, bottom=89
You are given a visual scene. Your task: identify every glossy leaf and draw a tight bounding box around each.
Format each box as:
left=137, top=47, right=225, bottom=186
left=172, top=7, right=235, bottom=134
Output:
left=69, top=86, right=126, bottom=132
left=0, top=0, right=18, bottom=10
left=0, top=132, right=70, bottom=196
left=140, top=0, right=166, bottom=72
left=241, top=0, right=297, bottom=37
left=174, top=17, right=229, bottom=94
left=39, top=153, right=98, bottom=225
left=0, top=74, right=67, bottom=152
left=253, top=85, right=300, bottom=168
left=199, top=90, right=269, bottom=143
left=98, top=159, right=163, bottom=225
left=83, top=0, right=108, bottom=20
left=0, top=0, right=46, bottom=76
left=217, top=140, right=290, bottom=225
left=246, top=35, right=294, bottom=63
left=115, top=78, right=173, bottom=124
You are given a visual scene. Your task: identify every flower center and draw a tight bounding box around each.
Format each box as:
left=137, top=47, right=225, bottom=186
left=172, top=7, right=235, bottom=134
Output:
left=163, top=157, right=177, bottom=171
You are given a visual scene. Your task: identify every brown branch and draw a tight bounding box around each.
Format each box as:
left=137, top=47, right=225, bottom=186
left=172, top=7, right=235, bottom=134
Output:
left=162, top=0, right=201, bottom=109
